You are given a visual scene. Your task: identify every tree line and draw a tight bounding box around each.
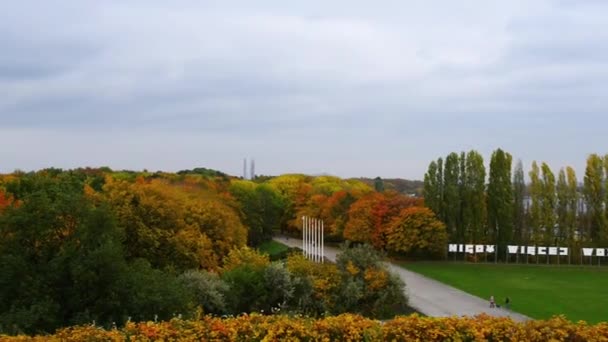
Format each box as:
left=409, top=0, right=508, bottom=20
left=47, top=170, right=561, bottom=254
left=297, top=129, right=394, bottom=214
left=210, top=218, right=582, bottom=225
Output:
left=0, top=168, right=429, bottom=334
left=423, top=149, right=608, bottom=260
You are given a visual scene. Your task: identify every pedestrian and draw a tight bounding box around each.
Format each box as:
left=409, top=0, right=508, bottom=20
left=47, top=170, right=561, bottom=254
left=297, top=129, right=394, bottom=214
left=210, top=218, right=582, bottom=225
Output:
left=505, top=297, right=510, bottom=309
left=489, top=295, right=495, bottom=308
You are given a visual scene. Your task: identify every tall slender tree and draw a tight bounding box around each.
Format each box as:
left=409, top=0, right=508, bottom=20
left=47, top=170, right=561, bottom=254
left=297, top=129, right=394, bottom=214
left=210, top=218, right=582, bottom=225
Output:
left=512, top=160, right=526, bottom=246
left=565, top=167, right=579, bottom=247
left=436, top=157, right=444, bottom=221
left=556, top=169, right=569, bottom=246
left=540, top=163, right=556, bottom=245
left=459, top=152, right=467, bottom=242
left=443, top=153, right=461, bottom=243
left=557, top=167, right=578, bottom=247
left=604, top=154, right=608, bottom=229
left=423, top=161, right=439, bottom=215
left=487, top=149, right=513, bottom=258
left=528, top=161, right=542, bottom=244
left=464, top=150, right=486, bottom=244
left=584, top=154, right=606, bottom=243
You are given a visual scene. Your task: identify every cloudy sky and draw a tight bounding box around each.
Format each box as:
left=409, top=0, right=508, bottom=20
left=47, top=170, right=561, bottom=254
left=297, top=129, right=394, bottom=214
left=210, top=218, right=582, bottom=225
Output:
left=1, top=1, right=606, bottom=179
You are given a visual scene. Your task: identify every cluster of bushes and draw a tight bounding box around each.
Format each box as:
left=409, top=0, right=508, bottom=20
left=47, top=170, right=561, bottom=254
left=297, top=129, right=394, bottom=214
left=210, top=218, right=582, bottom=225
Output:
left=178, top=244, right=408, bottom=321
left=4, top=314, right=608, bottom=341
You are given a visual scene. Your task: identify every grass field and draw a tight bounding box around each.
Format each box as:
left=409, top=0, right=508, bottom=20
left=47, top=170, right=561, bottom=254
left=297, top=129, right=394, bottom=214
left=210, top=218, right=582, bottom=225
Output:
left=400, top=262, right=608, bottom=323
left=258, top=240, right=290, bottom=258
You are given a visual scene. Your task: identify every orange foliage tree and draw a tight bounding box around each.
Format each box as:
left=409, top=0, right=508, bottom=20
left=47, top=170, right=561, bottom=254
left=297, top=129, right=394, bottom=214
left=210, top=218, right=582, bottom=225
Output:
left=103, top=177, right=246, bottom=271
left=385, top=206, right=448, bottom=258
left=344, top=191, right=421, bottom=249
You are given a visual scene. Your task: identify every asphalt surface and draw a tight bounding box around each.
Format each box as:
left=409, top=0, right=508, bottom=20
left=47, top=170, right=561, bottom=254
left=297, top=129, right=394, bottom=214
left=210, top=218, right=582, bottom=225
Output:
left=274, top=236, right=530, bottom=322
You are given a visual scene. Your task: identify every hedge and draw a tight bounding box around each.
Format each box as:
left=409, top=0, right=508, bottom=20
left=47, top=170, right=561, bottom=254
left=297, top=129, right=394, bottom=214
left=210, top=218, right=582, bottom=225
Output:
left=2, top=313, right=608, bottom=341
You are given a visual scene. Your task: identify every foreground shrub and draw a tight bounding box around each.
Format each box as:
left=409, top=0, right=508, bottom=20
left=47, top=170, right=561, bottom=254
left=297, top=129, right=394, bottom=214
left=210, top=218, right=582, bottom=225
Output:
left=4, top=314, right=608, bottom=341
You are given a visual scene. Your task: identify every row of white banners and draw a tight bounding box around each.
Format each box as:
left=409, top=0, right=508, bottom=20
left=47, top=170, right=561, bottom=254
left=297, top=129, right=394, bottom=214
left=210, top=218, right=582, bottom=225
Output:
left=449, top=244, right=608, bottom=257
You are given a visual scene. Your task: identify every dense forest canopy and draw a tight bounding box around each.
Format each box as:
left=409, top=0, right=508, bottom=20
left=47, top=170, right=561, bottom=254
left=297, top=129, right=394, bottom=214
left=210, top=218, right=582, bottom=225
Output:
left=0, top=167, right=426, bottom=334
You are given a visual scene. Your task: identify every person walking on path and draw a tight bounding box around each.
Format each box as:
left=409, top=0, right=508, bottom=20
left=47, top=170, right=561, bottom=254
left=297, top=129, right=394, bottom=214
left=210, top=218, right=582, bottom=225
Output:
left=489, top=295, right=495, bottom=308
left=505, top=297, right=510, bottom=309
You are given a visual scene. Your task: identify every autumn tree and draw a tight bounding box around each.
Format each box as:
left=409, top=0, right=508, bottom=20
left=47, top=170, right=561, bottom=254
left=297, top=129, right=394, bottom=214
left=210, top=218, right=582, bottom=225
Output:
left=557, top=167, right=578, bottom=247
left=540, top=162, right=556, bottom=245
left=385, top=207, right=448, bottom=258
left=268, top=174, right=312, bottom=233
left=334, top=244, right=407, bottom=318
left=344, top=191, right=420, bottom=249
left=583, top=154, right=606, bottom=243
left=103, top=178, right=246, bottom=271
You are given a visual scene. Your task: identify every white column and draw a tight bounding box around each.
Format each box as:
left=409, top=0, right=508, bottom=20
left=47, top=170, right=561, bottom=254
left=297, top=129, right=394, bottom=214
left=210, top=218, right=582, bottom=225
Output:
left=304, top=216, right=310, bottom=258
left=313, top=218, right=317, bottom=262
left=321, top=220, right=324, bottom=263
left=316, top=219, right=320, bottom=262
left=302, top=216, right=305, bottom=256
left=305, top=216, right=309, bottom=259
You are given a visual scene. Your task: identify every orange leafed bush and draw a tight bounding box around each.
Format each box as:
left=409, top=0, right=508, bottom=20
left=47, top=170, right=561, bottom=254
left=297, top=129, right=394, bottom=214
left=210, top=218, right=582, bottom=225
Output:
left=3, top=314, right=608, bottom=342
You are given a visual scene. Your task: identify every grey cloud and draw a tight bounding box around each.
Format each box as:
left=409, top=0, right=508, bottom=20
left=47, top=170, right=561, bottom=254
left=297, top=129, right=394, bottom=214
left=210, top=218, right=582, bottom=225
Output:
left=0, top=1, right=607, bottom=178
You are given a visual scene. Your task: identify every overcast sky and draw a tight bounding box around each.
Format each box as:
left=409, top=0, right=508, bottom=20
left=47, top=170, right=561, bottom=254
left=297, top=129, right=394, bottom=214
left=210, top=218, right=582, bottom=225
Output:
left=1, top=1, right=606, bottom=179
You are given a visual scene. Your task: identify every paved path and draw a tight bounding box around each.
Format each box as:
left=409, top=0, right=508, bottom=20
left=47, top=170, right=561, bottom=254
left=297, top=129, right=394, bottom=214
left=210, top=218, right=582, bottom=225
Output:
left=274, top=236, right=529, bottom=322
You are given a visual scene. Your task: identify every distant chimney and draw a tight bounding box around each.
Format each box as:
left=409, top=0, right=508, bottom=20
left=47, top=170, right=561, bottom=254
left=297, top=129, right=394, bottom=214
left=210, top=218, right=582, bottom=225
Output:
left=250, top=159, right=255, bottom=180
left=243, top=158, right=247, bottom=179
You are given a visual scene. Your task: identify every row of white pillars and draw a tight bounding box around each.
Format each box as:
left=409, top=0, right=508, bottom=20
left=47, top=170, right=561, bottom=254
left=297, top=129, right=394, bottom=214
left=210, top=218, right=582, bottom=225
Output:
left=302, top=216, right=324, bottom=263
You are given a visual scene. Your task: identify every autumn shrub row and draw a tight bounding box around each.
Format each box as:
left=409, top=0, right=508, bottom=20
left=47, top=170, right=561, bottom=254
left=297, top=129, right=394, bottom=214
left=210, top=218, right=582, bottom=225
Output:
left=3, top=313, right=608, bottom=342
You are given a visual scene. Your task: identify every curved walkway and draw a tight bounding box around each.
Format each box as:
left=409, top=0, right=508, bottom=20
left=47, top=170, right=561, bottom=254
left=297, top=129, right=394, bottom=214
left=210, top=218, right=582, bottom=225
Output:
left=273, top=236, right=529, bottom=322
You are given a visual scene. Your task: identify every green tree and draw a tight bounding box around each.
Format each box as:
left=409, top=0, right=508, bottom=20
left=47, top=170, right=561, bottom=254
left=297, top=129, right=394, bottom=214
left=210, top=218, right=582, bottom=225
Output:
left=334, top=244, right=407, bottom=318
left=528, top=161, right=542, bottom=244
left=443, top=153, right=460, bottom=242
left=178, top=270, right=229, bottom=315
left=374, top=177, right=385, bottom=192
left=436, top=157, right=444, bottom=221
left=464, top=150, right=486, bottom=244
left=540, top=163, right=556, bottom=245
left=512, top=160, right=526, bottom=245
left=487, top=149, right=513, bottom=259
left=423, top=161, right=440, bottom=215
left=557, top=167, right=578, bottom=247
left=458, top=151, right=467, bottom=242
left=229, top=181, right=284, bottom=247
left=583, top=154, right=606, bottom=243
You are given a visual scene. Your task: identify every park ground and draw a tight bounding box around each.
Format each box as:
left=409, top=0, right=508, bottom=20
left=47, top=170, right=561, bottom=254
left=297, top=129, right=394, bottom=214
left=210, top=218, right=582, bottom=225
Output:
left=258, top=240, right=290, bottom=257
left=400, top=262, right=608, bottom=324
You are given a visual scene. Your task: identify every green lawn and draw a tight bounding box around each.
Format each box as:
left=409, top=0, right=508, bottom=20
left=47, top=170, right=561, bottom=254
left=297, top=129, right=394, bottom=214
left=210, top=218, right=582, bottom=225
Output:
left=258, top=240, right=290, bottom=258
left=400, top=262, right=608, bottom=323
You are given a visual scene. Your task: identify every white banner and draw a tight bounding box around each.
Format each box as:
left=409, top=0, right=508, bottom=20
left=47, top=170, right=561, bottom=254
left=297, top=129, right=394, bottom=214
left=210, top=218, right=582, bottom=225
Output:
left=506, top=245, right=570, bottom=256
left=448, top=244, right=495, bottom=253
left=582, top=248, right=608, bottom=257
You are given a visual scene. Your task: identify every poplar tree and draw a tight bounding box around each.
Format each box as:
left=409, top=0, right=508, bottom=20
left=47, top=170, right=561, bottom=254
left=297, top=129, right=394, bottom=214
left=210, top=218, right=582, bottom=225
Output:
left=512, top=160, right=526, bottom=245
left=557, top=167, right=578, bottom=246
left=443, top=153, right=460, bottom=243
left=437, top=157, right=444, bottom=221
left=584, top=154, right=606, bottom=243
left=464, top=150, right=486, bottom=244
left=459, top=152, right=467, bottom=242
left=528, top=161, right=542, bottom=244
left=487, top=149, right=513, bottom=257
left=565, top=167, right=579, bottom=247
left=423, top=161, right=440, bottom=215
left=556, top=169, right=569, bottom=245
left=540, top=162, right=556, bottom=245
